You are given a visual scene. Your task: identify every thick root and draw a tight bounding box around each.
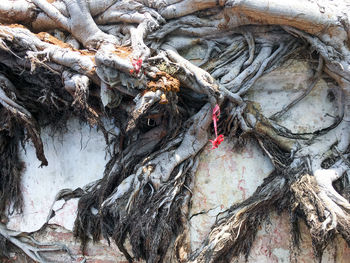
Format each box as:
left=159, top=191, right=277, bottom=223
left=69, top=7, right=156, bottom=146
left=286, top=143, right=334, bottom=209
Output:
left=0, top=223, right=71, bottom=263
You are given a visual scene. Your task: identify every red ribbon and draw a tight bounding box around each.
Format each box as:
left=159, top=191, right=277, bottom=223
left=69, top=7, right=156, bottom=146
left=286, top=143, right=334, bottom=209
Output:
left=130, top=58, right=143, bottom=74
left=209, top=104, right=224, bottom=149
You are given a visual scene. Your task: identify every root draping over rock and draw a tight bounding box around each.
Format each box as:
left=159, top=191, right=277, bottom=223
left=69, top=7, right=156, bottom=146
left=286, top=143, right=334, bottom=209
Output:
left=1, top=0, right=350, bottom=262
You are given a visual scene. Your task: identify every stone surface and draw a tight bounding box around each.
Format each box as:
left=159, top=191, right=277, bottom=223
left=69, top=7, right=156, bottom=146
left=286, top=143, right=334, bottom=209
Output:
left=190, top=139, right=274, bottom=250
left=7, top=119, right=111, bottom=232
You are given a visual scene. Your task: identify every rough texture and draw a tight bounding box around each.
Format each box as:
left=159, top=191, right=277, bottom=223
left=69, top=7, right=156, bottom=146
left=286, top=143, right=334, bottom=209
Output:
left=1, top=0, right=350, bottom=262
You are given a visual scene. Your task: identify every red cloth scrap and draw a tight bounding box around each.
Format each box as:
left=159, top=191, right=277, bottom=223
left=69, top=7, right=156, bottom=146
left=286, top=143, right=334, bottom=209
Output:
left=209, top=104, right=224, bottom=149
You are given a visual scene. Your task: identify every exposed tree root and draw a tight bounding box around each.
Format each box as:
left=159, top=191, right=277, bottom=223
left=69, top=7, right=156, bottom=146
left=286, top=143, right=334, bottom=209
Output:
left=0, top=113, right=24, bottom=220
left=1, top=0, right=350, bottom=262
left=0, top=73, right=47, bottom=166
left=270, top=56, right=324, bottom=120
left=291, top=168, right=350, bottom=260
left=74, top=103, right=211, bottom=262
left=0, top=223, right=71, bottom=263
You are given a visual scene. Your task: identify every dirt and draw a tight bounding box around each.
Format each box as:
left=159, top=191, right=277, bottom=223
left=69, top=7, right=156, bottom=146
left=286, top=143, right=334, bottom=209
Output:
left=112, top=46, right=133, bottom=59
left=147, top=71, right=180, bottom=93
left=36, top=32, right=73, bottom=49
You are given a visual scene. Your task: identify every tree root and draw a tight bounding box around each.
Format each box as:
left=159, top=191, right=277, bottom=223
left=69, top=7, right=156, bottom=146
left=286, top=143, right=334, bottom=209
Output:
left=291, top=163, right=350, bottom=259
left=188, top=173, right=289, bottom=263
left=33, top=0, right=117, bottom=49
left=62, top=71, right=100, bottom=126
left=0, top=118, right=24, bottom=219
left=0, top=223, right=71, bottom=263
left=164, top=48, right=219, bottom=105
left=73, top=103, right=211, bottom=263
left=0, top=73, right=48, bottom=166
left=1, top=1, right=350, bottom=263
left=137, top=102, right=212, bottom=189
left=270, top=56, right=324, bottom=120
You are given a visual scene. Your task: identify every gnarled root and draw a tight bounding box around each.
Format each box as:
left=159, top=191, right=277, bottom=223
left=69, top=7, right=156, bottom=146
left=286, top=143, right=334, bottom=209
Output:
left=0, top=223, right=71, bottom=263
left=74, top=103, right=212, bottom=263
left=188, top=173, right=289, bottom=263
left=63, top=71, right=100, bottom=126
left=0, top=117, right=24, bottom=220
left=291, top=163, right=350, bottom=259
left=0, top=73, right=48, bottom=166
left=1, top=1, right=350, bottom=263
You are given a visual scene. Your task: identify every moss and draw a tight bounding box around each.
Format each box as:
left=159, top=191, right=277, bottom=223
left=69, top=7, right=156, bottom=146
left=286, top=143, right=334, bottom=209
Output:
left=156, top=62, right=179, bottom=76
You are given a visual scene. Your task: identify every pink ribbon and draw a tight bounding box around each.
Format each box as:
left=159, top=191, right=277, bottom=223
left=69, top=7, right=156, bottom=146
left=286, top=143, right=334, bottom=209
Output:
left=130, top=58, right=143, bottom=74
left=209, top=104, right=224, bottom=149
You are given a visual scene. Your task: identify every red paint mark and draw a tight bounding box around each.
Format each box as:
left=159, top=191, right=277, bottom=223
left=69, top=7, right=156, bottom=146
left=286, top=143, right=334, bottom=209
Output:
left=202, top=196, right=207, bottom=206
left=272, top=227, right=283, bottom=244
left=227, top=160, right=237, bottom=172
left=238, top=179, right=247, bottom=200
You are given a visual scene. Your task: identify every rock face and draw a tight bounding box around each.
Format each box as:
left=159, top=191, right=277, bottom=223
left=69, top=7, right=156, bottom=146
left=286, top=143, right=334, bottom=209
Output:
left=6, top=59, right=350, bottom=262
left=7, top=119, right=110, bottom=233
